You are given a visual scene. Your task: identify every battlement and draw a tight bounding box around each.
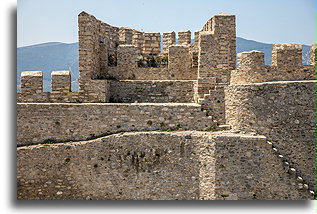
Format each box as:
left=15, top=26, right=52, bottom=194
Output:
left=21, top=71, right=43, bottom=94
left=51, top=70, right=71, bottom=93
left=21, top=70, right=71, bottom=93
left=15, top=11, right=235, bottom=104
left=163, top=32, right=176, bottom=52
left=272, top=43, right=302, bottom=66
left=17, top=70, right=109, bottom=103
left=17, top=11, right=317, bottom=201
left=178, top=30, right=191, bottom=45
left=231, top=43, right=316, bottom=85
left=237, top=50, right=265, bottom=69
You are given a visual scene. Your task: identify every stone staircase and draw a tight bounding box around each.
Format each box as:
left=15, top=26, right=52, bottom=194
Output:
left=266, top=140, right=315, bottom=199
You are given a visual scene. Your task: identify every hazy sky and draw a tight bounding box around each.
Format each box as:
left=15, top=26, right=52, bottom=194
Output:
left=17, top=0, right=316, bottom=47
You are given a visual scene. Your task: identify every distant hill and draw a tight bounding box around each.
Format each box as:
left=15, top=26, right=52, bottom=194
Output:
left=17, top=38, right=311, bottom=92
left=17, top=42, right=79, bottom=92
left=236, top=37, right=311, bottom=65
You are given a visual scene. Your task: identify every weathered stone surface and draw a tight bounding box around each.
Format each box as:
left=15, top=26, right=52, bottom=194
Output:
left=109, top=80, right=195, bottom=103
left=17, top=103, right=214, bottom=145
left=16, top=11, right=317, bottom=200
left=231, top=45, right=315, bottom=85
left=17, top=131, right=312, bottom=200
left=225, top=80, right=316, bottom=191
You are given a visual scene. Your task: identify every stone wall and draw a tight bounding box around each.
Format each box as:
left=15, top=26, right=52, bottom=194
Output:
left=199, top=84, right=226, bottom=124
left=17, top=71, right=110, bottom=103
left=17, top=131, right=312, bottom=200
left=78, top=11, right=120, bottom=83
left=106, top=43, right=198, bottom=80
left=109, top=80, right=195, bottom=103
left=168, top=45, right=192, bottom=79
left=178, top=31, right=191, bottom=45
left=225, top=80, right=316, bottom=190
left=143, top=32, right=161, bottom=54
left=17, top=103, right=214, bottom=146
left=195, top=13, right=235, bottom=101
left=198, top=13, right=236, bottom=82
left=163, top=32, right=176, bottom=52
left=119, top=27, right=133, bottom=45
left=231, top=44, right=316, bottom=85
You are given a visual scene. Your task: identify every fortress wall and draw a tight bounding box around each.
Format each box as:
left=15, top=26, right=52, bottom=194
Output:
left=143, top=32, right=161, bottom=54
left=178, top=31, right=191, bottom=45
left=231, top=44, right=316, bottom=85
left=196, top=14, right=235, bottom=100
left=199, top=84, right=226, bottom=124
left=17, top=103, right=214, bottom=146
left=117, top=45, right=139, bottom=68
left=107, top=44, right=198, bottom=81
left=225, top=80, right=316, bottom=190
left=119, top=28, right=133, bottom=45
left=17, top=131, right=312, bottom=200
left=163, top=32, right=176, bottom=52
left=168, top=45, right=192, bottom=79
left=272, top=44, right=302, bottom=67
left=109, top=80, right=195, bottom=103
left=132, top=30, right=145, bottom=52
left=107, top=67, right=198, bottom=81
left=78, top=11, right=198, bottom=83
left=17, top=71, right=110, bottom=103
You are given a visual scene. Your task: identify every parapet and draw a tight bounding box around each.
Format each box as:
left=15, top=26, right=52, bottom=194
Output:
left=168, top=45, right=191, bottom=78
left=21, top=71, right=43, bottom=93
left=143, top=32, right=161, bottom=55
left=202, top=13, right=235, bottom=34
left=178, top=30, right=191, bottom=45
left=51, top=70, right=71, bottom=93
left=18, top=70, right=110, bottom=103
left=272, top=43, right=302, bottom=67
left=119, top=27, right=134, bottom=45
left=237, top=50, right=265, bottom=70
left=117, top=45, right=139, bottom=67
left=231, top=44, right=315, bottom=85
left=163, top=32, right=176, bottom=52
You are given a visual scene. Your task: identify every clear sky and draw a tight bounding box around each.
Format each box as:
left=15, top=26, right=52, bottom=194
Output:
left=17, top=0, right=316, bottom=47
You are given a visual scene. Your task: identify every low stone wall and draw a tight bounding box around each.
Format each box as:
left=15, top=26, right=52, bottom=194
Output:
left=225, top=80, right=316, bottom=190
left=17, top=72, right=110, bottom=103
left=231, top=65, right=315, bottom=85
left=109, top=80, right=195, bottom=103
left=107, top=65, right=197, bottom=80
left=232, top=47, right=315, bottom=85
left=17, top=131, right=312, bottom=200
left=17, top=103, right=213, bottom=146
left=200, top=84, right=226, bottom=124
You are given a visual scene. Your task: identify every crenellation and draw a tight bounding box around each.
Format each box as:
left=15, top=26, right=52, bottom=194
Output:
left=143, top=32, right=161, bottom=54
left=51, top=70, right=71, bottom=93
left=194, top=30, right=201, bottom=44
left=132, top=30, right=145, bottom=52
left=272, top=43, right=302, bottom=67
left=231, top=44, right=315, bottom=85
left=119, top=27, right=133, bottom=45
left=168, top=45, right=191, bottom=79
left=237, top=50, right=265, bottom=70
left=178, top=30, right=191, bottom=45
left=17, top=11, right=316, bottom=200
left=21, top=71, right=43, bottom=94
left=163, top=31, right=176, bottom=52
